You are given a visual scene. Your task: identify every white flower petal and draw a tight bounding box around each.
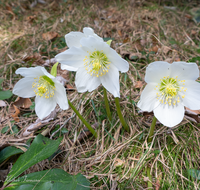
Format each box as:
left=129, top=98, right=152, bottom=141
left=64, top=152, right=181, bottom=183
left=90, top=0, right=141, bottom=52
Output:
left=153, top=103, right=185, bottom=127
left=145, top=61, right=171, bottom=83
left=41, top=67, right=55, bottom=79
left=54, top=81, right=69, bottom=110
left=65, top=32, right=85, bottom=48
left=83, top=27, right=103, bottom=41
left=137, top=83, right=160, bottom=112
left=55, top=46, right=86, bottom=68
left=83, top=27, right=95, bottom=36
left=75, top=66, right=101, bottom=93
left=60, top=64, right=78, bottom=71
left=106, top=48, right=129, bottom=72
left=13, top=78, right=35, bottom=98
left=15, top=67, right=44, bottom=77
left=182, top=80, right=200, bottom=110
left=35, top=96, right=57, bottom=119
left=80, top=36, right=109, bottom=52
left=170, top=62, right=199, bottom=80
left=100, top=64, right=120, bottom=97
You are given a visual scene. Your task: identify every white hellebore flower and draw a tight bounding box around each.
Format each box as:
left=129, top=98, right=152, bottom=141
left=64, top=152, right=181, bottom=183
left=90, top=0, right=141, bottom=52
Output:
left=13, top=66, right=69, bottom=120
left=137, top=61, right=200, bottom=127
left=61, top=27, right=103, bottom=71
left=55, top=36, right=129, bottom=97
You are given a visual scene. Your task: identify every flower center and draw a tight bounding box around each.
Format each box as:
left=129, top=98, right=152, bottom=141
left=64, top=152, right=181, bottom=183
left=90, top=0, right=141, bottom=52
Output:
left=160, top=77, right=179, bottom=97
left=32, top=75, right=55, bottom=98
left=155, top=76, right=187, bottom=106
left=83, top=50, right=110, bottom=77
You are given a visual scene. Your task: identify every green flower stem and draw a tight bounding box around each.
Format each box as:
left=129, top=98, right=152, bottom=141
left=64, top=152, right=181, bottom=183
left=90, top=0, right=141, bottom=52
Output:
left=68, top=100, right=97, bottom=138
left=103, top=87, right=111, bottom=121
left=146, top=116, right=157, bottom=189
left=147, top=116, right=157, bottom=143
left=114, top=97, right=129, bottom=132
left=147, top=167, right=152, bottom=188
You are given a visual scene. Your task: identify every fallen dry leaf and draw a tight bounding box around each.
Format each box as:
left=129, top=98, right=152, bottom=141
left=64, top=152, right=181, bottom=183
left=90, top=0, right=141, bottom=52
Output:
left=155, top=173, right=162, bottom=190
left=66, top=84, right=76, bottom=91
left=26, top=15, right=37, bottom=23
left=155, top=178, right=160, bottom=190
left=117, top=29, right=123, bottom=37
left=123, top=37, right=130, bottom=43
left=184, top=14, right=192, bottom=19
left=134, top=81, right=144, bottom=88
left=12, top=97, right=32, bottom=109
left=68, top=4, right=74, bottom=12
left=42, top=31, right=59, bottom=41
left=164, top=58, right=173, bottom=63
left=0, top=100, right=7, bottom=107
left=191, top=30, right=197, bottom=35
left=114, top=158, right=125, bottom=167
left=174, top=57, right=181, bottom=62
left=11, top=105, right=20, bottom=122
left=6, top=5, right=13, bottom=12
left=133, top=39, right=143, bottom=51
left=149, top=45, right=158, bottom=53
left=185, top=107, right=200, bottom=115
left=161, top=45, right=171, bottom=54
left=9, top=98, right=32, bottom=122
left=23, top=53, right=44, bottom=65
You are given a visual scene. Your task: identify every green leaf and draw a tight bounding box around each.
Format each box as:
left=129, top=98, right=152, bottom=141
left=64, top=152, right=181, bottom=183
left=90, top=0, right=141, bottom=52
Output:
left=0, top=78, right=4, bottom=89
left=190, top=8, right=200, bottom=23
left=1, top=126, right=9, bottom=134
left=6, top=169, right=90, bottom=190
left=50, top=62, right=59, bottom=77
left=0, top=146, right=25, bottom=164
left=74, top=173, right=90, bottom=190
left=4, top=134, right=62, bottom=185
left=5, top=184, right=35, bottom=190
left=30, top=102, right=35, bottom=110
left=106, top=39, right=112, bottom=46
left=103, top=37, right=114, bottom=42
left=0, top=90, right=13, bottom=100
left=188, top=56, right=200, bottom=63
left=188, top=169, right=200, bottom=180
left=10, top=125, right=19, bottom=134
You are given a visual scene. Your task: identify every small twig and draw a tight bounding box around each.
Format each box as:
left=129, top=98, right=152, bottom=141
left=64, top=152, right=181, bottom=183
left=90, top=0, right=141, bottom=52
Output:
left=50, top=100, right=82, bottom=139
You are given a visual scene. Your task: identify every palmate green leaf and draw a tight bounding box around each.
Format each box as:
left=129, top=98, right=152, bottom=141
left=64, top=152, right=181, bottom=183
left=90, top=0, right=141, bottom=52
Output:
left=0, top=146, right=25, bottom=164
left=5, top=169, right=90, bottom=190
left=4, top=134, right=62, bottom=186
left=0, top=90, right=13, bottom=100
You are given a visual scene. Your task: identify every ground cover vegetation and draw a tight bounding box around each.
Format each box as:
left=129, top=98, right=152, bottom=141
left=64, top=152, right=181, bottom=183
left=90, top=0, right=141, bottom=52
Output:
left=0, top=0, right=200, bottom=189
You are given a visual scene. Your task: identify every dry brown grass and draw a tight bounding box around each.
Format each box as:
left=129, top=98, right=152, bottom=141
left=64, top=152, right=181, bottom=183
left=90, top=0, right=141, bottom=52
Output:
left=0, top=0, right=200, bottom=189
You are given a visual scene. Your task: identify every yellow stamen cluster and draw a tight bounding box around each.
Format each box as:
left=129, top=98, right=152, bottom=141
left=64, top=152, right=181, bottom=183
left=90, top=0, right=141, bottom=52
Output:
left=32, top=75, right=55, bottom=98
left=84, top=50, right=111, bottom=77
left=155, top=76, right=187, bottom=106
